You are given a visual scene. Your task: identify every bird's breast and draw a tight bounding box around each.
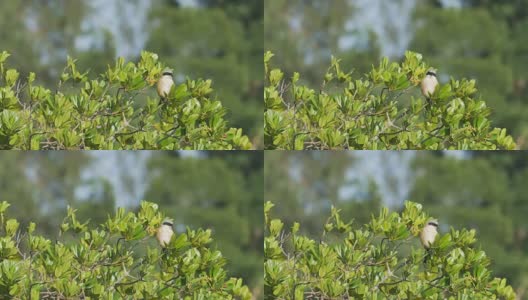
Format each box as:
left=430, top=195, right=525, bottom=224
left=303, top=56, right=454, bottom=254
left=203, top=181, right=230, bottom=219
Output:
left=157, top=226, right=174, bottom=246
left=421, top=76, right=437, bottom=96
left=421, top=227, right=437, bottom=246
left=157, top=77, right=174, bottom=97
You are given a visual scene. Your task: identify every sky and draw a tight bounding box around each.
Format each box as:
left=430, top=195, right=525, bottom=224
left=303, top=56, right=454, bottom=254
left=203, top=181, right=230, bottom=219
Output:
left=75, top=0, right=463, bottom=61
left=77, top=151, right=199, bottom=208
left=76, top=0, right=152, bottom=58
left=75, top=0, right=452, bottom=60
left=341, top=0, right=416, bottom=58
left=341, top=0, right=463, bottom=58
left=343, top=151, right=467, bottom=207
left=75, top=150, right=467, bottom=210
left=343, top=151, right=415, bottom=207
left=76, top=0, right=199, bottom=58
left=69, top=1, right=468, bottom=209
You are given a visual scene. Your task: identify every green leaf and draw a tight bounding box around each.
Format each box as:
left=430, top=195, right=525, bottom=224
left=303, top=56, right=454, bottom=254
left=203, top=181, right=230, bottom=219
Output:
left=5, top=69, right=19, bottom=87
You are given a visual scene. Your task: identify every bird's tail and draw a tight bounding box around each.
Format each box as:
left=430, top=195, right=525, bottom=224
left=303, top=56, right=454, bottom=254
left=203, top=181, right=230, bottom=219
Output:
left=426, top=97, right=432, bottom=109
left=423, top=248, right=431, bottom=263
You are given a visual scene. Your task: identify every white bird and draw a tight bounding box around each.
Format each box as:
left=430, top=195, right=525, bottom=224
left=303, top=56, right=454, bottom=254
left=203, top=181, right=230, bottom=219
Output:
left=420, top=219, right=438, bottom=262
left=156, top=219, right=174, bottom=247
left=421, top=68, right=438, bottom=102
left=157, top=68, right=174, bottom=101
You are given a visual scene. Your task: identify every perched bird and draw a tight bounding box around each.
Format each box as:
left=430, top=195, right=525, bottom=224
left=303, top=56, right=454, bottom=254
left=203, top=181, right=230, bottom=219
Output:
left=421, top=68, right=438, bottom=103
left=420, top=219, right=439, bottom=262
left=156, top=219, right=174, bottom=247
left=157, top=68, right=174, bottom=101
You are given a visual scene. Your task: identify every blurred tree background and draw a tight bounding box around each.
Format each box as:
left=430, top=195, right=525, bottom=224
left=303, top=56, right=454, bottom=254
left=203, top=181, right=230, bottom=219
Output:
left=0, top=151, right=263, bottom=298
left=265, top=151, right=528, bottom=299
left=0, top=0, right=263, bottom=147
left=265, top=0, right=528, bottom=148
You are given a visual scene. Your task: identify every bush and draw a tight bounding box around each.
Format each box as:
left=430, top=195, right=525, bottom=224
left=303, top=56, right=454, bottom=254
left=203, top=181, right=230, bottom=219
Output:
left=0, top=51, right=252, bottom=150
left=0, top=201, right=252, bottom=299
left=264, top=51, right=516, bottom=150
left=264, top=201, right=516, bottom=299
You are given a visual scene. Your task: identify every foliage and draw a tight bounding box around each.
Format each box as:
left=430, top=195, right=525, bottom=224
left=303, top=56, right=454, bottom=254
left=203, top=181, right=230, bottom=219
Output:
left=411, top=1, right=528, bottom=147
left=263, top=151, right=376, bottom=234
left=409, top=151, right=528, bottom=294
left=0, top=50, right=251, bottom=150
left=264, top=150, right=528, bottom=297
left=148, top=1, right=263, bottom=147
left=144, top=152, right=264, bottom=295
left=0, top=2, right=261, bottom=146
left=264, top=201, right=516, bottom=299
left=264, top=51, right=516, bottom=150
left=0, top=152, right=101, bottom=235
left=0, top=201, right=252, bottom=299
left=263, top=0, right=363, bottom=85
left=0, top=152, right=263, bottom=297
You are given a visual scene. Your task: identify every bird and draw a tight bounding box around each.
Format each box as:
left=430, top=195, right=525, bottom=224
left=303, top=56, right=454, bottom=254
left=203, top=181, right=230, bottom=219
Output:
left=421, top=68, right=438, bottom=104
left=156, top=67, right=174, bottom=101
left=420, top=219, right=438, bottom=262
left=156, top=218, right=174, bottom=247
